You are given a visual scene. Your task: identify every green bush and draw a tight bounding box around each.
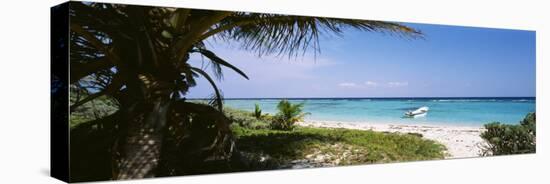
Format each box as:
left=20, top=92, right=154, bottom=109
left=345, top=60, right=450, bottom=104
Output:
left=69, top=88, right=119, bottom=128
left=481, top=113, right=536, bottom=155
left=224, top=107, right=270, bottom=129
left=254, top=103, right=262, bottom=119
left=270, top=100, right=309, bottom=130
left=520, top=112, right=536, bottom=135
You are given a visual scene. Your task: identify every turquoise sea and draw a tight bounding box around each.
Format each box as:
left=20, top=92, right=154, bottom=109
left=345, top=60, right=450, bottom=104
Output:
left=219, top=97, right=535, bottom=127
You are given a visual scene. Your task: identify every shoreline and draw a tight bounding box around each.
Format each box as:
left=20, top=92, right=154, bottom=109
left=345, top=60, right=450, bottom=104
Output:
left=305, top=118, right=485, bottom=129
left=297, top=120, right=488, bottom=158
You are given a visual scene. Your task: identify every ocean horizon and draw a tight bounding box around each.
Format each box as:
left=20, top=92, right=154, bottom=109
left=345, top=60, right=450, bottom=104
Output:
left=195, top=97, right=535, bottom=127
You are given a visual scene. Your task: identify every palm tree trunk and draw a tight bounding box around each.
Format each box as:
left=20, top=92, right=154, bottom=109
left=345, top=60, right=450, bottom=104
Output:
left=115, top=96, right=171, bottom=179
left=110, top=7, right=175, bottom=178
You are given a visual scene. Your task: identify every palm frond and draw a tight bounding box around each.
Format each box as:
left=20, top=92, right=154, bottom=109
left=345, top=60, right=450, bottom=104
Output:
left=190, top=67, right=223, bottom=111
left=215, top=14, right=422, bottom=58
left=70, top=73, right=124, bottom=111
left=191, top=47, right=249, bottom=80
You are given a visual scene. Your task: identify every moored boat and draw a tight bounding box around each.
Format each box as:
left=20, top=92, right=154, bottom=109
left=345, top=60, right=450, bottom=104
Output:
left=404, top=106, right=429, bottom=118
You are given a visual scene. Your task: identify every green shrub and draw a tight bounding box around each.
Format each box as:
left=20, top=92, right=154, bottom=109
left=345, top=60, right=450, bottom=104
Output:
left=481, top=113, right=536, bottom=155
left=69, top=88, right=119, bottom=128
left=224, top=107, right=270, bottom=129
left=520, top=112, right=536, bottom=135
left=270, top=100, right=309, bottom=130
left=254, top=103, right=262, bottom=119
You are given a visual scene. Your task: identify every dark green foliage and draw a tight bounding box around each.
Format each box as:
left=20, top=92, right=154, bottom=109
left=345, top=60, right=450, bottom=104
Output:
left=254, top=103, right=262, bottom=119
left=69, top=87, right=119, bottom=128
left=70, top=101, right=236, bottom=181
left=224, top=107, right=270, bottom=129
left=481, top=113, right=536, bottom=155
left=271, top=100, right=309, bottom=130
left=70, top=113, right=120, bottom=182
left=520, top=112, right=536, bottom=135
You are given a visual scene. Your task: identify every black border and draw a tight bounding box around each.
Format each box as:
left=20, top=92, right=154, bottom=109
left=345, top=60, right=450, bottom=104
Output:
left=51, top=2, right=70, bottom=182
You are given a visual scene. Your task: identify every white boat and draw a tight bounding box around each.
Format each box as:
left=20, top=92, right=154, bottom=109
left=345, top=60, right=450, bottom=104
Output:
left=404, top=106, right=429, bottom=118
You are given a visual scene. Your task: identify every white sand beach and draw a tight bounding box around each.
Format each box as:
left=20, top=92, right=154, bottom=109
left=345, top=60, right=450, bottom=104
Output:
left=297, top=121, right=488, bottom=158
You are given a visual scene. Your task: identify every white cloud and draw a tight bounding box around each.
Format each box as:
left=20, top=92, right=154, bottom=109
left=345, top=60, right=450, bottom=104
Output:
left=338, top=82, right=358, bottom=88
left=387, top=82, right=409, bottom=87
left=365, top=81, right=378, bottom=86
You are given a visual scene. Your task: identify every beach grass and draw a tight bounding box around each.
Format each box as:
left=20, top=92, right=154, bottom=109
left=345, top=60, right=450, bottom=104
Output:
left=227, top=107, right=447, bottom=167
left=234, top=126, right=446, bottom=165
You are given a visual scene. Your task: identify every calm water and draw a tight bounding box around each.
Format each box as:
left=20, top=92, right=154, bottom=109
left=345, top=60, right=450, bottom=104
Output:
left=219, top=97, right=535, bottom=127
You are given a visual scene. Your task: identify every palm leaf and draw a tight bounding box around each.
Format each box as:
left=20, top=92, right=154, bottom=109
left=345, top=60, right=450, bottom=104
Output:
left=190, top=67, right=223, bottom=111
left=214, top=14, right=422, bottom=58
left=191, top=47, right=249, bottom=80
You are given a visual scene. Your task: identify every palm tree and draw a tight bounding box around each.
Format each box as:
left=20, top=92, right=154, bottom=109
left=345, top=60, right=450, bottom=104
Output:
left=254, top=103, right=262, bottom=119
left=273, top=100, right=309, bottom=130
left=67, top=1, right=422, bottom=179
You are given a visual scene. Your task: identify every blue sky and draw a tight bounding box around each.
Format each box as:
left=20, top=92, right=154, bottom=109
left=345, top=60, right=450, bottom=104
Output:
left=187, top=22, right=536, bottom=98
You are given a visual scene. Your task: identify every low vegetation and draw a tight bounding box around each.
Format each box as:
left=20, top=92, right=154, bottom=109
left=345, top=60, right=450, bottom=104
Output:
left=233, top=126, right=446, bottom=168
left=481, top=113, right=536, bottom=155
left=69, top=87, right=118, bottom=128
left=254, top=103, right=262, bottom=119
left=224, top=107, right=271, bottom=130
left=70, top=97, right=447, bottom=179
left=225, top=104, right=446, bottom=169
left=271, top=100, right=310, bottom=130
